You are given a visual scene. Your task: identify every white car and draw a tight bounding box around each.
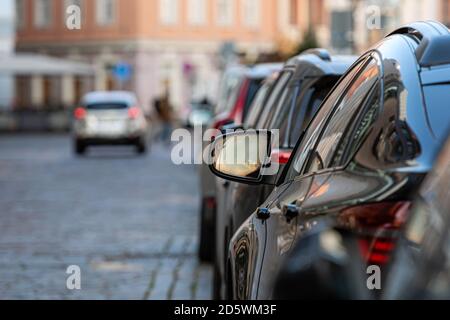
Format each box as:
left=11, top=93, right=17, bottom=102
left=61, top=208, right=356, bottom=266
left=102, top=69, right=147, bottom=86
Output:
left=73, top=91, right=148, bottom=155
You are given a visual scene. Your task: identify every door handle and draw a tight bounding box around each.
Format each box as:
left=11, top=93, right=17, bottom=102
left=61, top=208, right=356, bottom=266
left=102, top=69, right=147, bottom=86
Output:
left=256, top=207, right=271, bottom=220
left=282, top=204, right=300, bottom=220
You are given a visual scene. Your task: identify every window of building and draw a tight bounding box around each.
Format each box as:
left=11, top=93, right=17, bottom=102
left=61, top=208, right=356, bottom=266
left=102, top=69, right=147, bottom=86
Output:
left=160, top=0, right=179, bottom=25
left=289, top=0, right=298, bottom=25
left=64, top=0, right=83, bottom=13
left=216, top=0, right=234, bottom=26
left=96, top=0, right=116, bottom=26
left=242, top=0, right=260, bottom=28
left=64, top=0, right=83, bottom=23
left=16, top=0, right=25, bottom=30
left=34, top=0, right=53, bottom=29
left=187, top=0, right=206, bottom=26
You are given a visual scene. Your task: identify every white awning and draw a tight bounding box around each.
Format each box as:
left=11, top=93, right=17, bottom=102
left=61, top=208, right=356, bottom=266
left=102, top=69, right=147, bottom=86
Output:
left=0, top=53, right=95, bottom=76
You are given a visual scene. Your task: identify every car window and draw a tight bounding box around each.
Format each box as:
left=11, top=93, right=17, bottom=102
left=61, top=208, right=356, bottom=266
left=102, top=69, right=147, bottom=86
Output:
left=268, top=83, right=299, bottom=147
left=257, top=71, right=293, bottom=128
left=287, top=76, right=341, bottom=148
left=86, top=103, right=128, bottom=110
left=276, top=85, right=300, bottom=147
left=244, top=82, right=271, bottom=128
left=283, top=57, right=368, bottom=182
left=243, top=79, right=263, bottom=122
left=262, top=77, right=295, bottom=129
left=304, top=57, right=380, bottom=174
left=215, top=74, right=243, bottom=115
left=337, top=82, right=381, bottom=166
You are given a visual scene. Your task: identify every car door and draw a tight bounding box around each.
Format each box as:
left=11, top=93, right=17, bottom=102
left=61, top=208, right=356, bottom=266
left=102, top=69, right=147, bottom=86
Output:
left=255, top=54, right=382, bottom=299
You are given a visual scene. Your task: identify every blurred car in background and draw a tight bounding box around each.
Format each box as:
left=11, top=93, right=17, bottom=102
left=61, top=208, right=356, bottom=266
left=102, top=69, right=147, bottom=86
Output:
left=73, top=91, right=148, bottom=155
left=198, top=63, right=282, bottom=262
left=213, top=50, right=356, bottom=299
left=186, top=99, right=214, bottom=128
left=209, top=21, right=450, bottom=299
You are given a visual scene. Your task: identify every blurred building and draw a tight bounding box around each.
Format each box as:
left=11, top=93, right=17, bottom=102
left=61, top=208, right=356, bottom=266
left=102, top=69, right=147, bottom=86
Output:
left=15, top=0, right=329, bottom=117
left=1, top=0, right=94, bottom=115
left=0, top=0, right=15, bottom=108
left=331, top=0, right=450, bottom=54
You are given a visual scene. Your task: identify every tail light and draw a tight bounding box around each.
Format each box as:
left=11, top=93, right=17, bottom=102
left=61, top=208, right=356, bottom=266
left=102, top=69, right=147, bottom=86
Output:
left=339, top=201, right=411, bottom=266
left=271, top=149, right=293, bottom=164
left=359, top=237, right=396, bottom=265
left=128, top=107, right=140, bottom=119
left=74, top=107, right=86, bottom=120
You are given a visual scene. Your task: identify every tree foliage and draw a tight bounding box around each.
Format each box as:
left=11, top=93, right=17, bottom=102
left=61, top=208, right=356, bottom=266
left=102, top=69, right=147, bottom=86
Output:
left=295, top=29, right=320, bottom=55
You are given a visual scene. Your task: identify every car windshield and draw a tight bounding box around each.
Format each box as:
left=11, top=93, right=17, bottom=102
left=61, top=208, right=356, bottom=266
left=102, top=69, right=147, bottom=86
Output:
left=423, top=84, right=450, bottom=142
left=86, top=103, right=128, bottom=110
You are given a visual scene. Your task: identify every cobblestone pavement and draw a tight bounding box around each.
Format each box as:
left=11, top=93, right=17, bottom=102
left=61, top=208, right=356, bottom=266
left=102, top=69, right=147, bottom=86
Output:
left=0, top=134, right=212, bottom=300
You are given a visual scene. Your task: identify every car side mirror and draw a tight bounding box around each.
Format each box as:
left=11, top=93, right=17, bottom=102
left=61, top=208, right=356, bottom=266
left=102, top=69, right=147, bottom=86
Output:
left=208, top=129, right=278, bottom=185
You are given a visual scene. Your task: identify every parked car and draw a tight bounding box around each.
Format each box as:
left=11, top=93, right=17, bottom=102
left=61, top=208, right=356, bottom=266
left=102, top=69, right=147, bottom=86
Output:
left=384, top=132, right=450, bottom=300
left=198, top=63, right=282, bottom=262
left=213, top=50, right=356, bottom=299
left=209, top=21, right=450, bottom=299
left=198, top=65, right=247, bottom=262
left=73, top=91, right=148, bottom=155
left=186, top=99, right=214, bottom=128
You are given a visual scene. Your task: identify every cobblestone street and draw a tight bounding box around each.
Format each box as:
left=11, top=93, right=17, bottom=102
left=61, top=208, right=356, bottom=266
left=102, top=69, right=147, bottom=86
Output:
left=0, top=134, right=211, bottom=300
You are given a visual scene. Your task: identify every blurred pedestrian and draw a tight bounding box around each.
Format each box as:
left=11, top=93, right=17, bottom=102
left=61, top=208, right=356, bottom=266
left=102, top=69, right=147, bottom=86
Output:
left=154, top=92, right=173, bottom=145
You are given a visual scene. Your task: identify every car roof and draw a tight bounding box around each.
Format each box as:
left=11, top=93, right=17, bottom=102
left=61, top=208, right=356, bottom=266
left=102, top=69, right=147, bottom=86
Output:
left=387, top=21, right=450, bottom=70
left=222, top=64, right=249, bottom=77
left=82, top=91, right=138, bottom=105
left=245, top=63, right=283, bottom=79
left=285, top=49, right=357, bottom=76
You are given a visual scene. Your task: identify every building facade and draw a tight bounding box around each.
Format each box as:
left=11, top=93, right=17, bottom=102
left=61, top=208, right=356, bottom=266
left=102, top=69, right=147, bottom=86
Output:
left=0, top=0, right=15, bottom=108
left=352, top=0, right=449, bottom=53
left=15, top=0, right=328, bottom=116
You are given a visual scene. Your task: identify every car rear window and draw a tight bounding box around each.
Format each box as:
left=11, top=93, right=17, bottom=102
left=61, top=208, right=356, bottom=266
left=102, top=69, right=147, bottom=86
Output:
left=423, top=84, right=450, bottom=142
left=86, top=103, right=128, bottom=110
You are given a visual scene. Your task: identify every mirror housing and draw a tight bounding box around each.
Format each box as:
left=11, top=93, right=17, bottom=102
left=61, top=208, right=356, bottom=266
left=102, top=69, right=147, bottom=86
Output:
left=208, top=129, right=279, bottom=185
